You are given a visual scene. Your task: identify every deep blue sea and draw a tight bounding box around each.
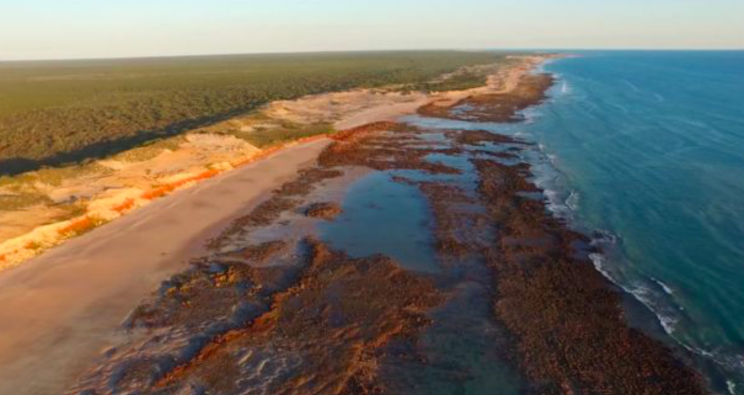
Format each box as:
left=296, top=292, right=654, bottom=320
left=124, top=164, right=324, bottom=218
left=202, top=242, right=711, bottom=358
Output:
left=515, top=51, right=744, bottom=394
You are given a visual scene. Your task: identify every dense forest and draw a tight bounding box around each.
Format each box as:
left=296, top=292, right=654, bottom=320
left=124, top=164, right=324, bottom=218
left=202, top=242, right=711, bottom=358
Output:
left=0, top=51, right=503, bottom=176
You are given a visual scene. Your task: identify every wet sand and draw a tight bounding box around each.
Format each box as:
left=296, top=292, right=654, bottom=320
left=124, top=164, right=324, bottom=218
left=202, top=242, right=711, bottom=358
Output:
left=0, top=138, right=331, bottom=395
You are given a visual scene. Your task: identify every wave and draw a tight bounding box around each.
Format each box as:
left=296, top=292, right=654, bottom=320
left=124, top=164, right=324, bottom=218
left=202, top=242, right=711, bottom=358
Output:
left=583, top=206, right=744, bottom=393
left=652, top=277, right=675, bottom=296
left=524, top=110, right=690, bottom=345
left=532, top=122, right=744, bottom=395
left=560, top=80, right=571, bottom=95
left=534, top=75, right=678, bottom=336
left=538, top=57, right=744, bottom=395
left=565, top=190, right=580, bottom=211
left=622, top=79, right=642, bottom=93
left=521, top=106, right=544, bottom=124
left=530, top=144, right=577, bottom=220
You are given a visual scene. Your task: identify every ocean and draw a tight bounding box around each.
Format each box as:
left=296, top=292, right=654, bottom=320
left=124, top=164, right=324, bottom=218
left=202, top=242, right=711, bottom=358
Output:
left=522, top=51, right=744, bottom=394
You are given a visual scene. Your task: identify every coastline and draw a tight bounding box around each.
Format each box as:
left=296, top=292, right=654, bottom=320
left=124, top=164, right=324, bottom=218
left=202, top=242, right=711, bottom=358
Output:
left=409, top=64, right=708, bottom=393
left=0, top=56, right=550, bottom=395
left=0, top=53, right=713, bottom=394
left=0, top=55, right=542, bottom=274
left=47, top=54, right=708, bottom=394
left=523, top=53, right=744, bottom=394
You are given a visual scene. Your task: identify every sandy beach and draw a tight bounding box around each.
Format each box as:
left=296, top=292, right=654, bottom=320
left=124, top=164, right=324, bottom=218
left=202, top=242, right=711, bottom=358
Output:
left=0, top=138, right=330, bottom=395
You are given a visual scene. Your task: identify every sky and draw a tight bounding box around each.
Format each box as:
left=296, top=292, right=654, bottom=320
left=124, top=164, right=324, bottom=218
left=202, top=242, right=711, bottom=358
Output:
left=1, top=0, right=743, bottom=60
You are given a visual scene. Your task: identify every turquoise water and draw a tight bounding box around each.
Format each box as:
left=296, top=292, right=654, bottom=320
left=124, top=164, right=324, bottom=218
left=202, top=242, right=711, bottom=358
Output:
left=525, top=51, right=744, bottom=394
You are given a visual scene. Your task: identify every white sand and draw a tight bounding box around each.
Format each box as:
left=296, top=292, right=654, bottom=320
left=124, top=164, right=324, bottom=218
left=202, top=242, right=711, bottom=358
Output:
left=0, top=138, right=331, bottom=395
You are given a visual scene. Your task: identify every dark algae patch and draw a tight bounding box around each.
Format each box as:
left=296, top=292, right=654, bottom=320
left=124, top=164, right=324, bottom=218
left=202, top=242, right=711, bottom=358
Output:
left=418, top=73, right=554, bottom=123
left=68, top=61, right=711, bottom=395
left=304, top=202, right=343, bottom=220
left=75, top=239, right=441, bottom=395
left=151, top=240, right=442, bottom=395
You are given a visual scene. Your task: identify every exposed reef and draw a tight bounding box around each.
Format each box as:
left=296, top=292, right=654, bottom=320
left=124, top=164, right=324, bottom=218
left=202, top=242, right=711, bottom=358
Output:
left=304, top=202, right=344, bottom=220
left=418, top=74, right=554, bottom=123
left=67, top=61, right=710, bottom=395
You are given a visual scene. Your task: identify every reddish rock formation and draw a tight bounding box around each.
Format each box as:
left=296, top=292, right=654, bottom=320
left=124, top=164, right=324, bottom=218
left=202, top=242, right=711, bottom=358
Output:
left=418, top=73, right=554, bottom=123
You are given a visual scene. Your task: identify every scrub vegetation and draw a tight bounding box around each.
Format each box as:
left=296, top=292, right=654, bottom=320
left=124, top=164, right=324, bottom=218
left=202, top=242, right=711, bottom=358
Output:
left=0, top=51, right=503, bottom=176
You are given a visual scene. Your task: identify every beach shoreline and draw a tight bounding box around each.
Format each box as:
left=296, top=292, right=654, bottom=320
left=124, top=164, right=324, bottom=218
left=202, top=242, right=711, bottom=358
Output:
left=0, top=55, right=552, bottom=395
left=27, top=52, right=708, bottom=394
left=58, top=64, right=706, bottom=395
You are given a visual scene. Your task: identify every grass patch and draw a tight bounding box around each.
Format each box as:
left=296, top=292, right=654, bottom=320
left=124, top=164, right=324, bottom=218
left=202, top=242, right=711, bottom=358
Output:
left=236, top=123, right=335, bottom=148
left=52, top=201, right=89, bottom=222
left=112, top=136, right=185, bottom=163
left=0, top=162, right=109, bottom=211
left=0, top=193, right=52, bottom=211
left=32, top=162, right=112, bottom=187
left=424, top=72, right=489, bottom=92
left=400, top=66, right=494, bottom=93
left=0, top=161, right=112, bottom=189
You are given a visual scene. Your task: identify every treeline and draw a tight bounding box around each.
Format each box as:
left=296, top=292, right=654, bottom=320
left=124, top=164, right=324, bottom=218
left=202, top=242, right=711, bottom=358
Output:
left=0, top=51, right=502, bottom=176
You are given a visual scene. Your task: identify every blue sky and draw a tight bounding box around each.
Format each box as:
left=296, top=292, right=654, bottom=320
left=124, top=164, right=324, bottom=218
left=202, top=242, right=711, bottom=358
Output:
left=1, top=0, right=742, bottom=60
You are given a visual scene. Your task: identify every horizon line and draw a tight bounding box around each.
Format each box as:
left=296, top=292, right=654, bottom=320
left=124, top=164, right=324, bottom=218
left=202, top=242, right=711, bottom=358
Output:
left=1, top=47, right=743, bottom=63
